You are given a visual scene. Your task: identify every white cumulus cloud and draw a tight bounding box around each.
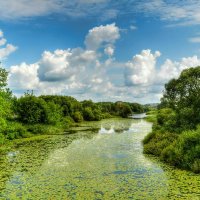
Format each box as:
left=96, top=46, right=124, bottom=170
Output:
left=0, top=30, right=17, bottom=60
left=125, top=50, right=161, bottom=86
left=8, top=62, right=39, bottom=90
left=85, top=23, right=120, bottom=50
left=157, top=55, right=200, bottom=83
left=104, top=46, right=114, bottom=56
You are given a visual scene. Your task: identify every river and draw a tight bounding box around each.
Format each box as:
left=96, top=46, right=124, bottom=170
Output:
left=0, top=118, right=200, bottom=199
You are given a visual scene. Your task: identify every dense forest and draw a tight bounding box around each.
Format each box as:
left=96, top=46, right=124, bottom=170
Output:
left=0, top=67, right=145, bottom=145
left=144, top=66, right=200, bottom=173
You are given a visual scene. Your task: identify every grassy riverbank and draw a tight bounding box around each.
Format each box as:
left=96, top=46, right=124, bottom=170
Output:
left=145, top=110, right=157, bottom=123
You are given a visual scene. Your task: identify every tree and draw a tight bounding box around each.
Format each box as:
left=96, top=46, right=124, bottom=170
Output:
left=114, top=102, right=132, bottom=118
left=161, top=66, right=200, bottom=130
left=120, top=104, right=132, bottom=118
left=83, top=107, right=95, bottom=121
left=93, top=109, right=102, bottom=121
left=44, top=101, right=62, bottom=125
left=16, top=95, right=47, bottom=124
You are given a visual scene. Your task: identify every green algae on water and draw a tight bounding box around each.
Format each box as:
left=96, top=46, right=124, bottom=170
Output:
left=0, top=119, right=200, bottom=199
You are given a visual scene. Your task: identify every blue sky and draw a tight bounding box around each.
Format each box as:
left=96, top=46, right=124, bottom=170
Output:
left=1, top=0, right=200, bottom=103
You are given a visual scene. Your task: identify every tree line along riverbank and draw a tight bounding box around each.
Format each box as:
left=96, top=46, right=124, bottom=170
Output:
left=0, top=67, right=147, bottom=148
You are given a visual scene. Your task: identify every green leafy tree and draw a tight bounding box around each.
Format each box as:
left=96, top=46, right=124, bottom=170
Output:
left=114, top=102, right=132, bottom=118
left=161, top=66, right=200, bottom=130
left=83, top=107, right=95, bottom=121
left=16, top=95, right=47, bottom=124
left=144, top=66, right=200, bottom=173
left=93, top=109, right=102, bottom=121
left=44, top=101, right=62, bottom=125
left=120, top=104, right=132, bottom=118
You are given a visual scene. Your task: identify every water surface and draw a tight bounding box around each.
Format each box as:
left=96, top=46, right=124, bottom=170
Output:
left=0, top=118, right=200, bottom=199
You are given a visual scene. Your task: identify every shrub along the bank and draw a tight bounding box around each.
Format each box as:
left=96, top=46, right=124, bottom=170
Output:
left=161, top=127, right=200, bottom=173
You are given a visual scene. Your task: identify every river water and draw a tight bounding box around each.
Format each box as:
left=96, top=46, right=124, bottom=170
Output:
left=0, top=118, right=200, bottom=199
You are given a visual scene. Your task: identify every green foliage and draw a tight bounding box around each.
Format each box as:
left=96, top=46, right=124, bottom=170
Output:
left=16, top=95, right=63, bottom=125
left=101, top=112, right=112, bottom=119
left=161, top=127, right=200, bottom=172
left=61, top=116, right=74, bottom=129
left=72, top=111, right=83, bottom=122
left=114, top=102, right=132, bottom=118
left=5, top=122, right=28, bottom=140
left=120, top=104, right=132, bottom=118
left=143, top=131, right=178, bottom=156
left=81, top=100, right=96, bottom=109
left=0, top=68, right=8, bottom=88
left=0, top=118, right=7, bottom=133
left=16, top=94, right=47, bottom=124
left=156, top=108, right=178, bottom=132
left=44, top=101, right=62, bottom=125
left=161, top=66, right=200, bottom=130
left=144, top=66, right=200, bottom=173
left=143, top=131, right=156, bottom=145
left=26, top=124, right=48, bottom=135
left=0, top=133, right=5, bottom=145
left=26, top=124, right=63, bottom=135
left=40, top=95, right=82, bottom=116
left=93, top=109, right=102, bottom=121
left=129, top=103, right=144, bottom=113
left=145, top=115, right=157, bottom=123
left=83, top=107, right=95, bottom=121
left=0, top=93, right=12, bottom=119
left=96, top=101, right=144, bottom=117
left=145, top=109, right=158, bottom=123
left=146, top=109, right=157, bottom=115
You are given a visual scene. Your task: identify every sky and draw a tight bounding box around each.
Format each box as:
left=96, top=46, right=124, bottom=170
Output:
left=1, top=0, right=200, bottom=103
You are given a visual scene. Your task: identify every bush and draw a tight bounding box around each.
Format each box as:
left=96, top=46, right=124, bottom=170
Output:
left=83, top=107, right=95, bottom=121
left=72, top=111, right=83, bottom=122
left=102, top=112, right=112, bottom=119
left=93, top=109, right=102, bottom=121
left=26, top=124, right=47, bottom=134
left=16, top=95, right=47, bottom=124
left=115, top=102, right=132, bottom=118
left=145, top=115, right=157, bottom=123
left=0, top=93, right=12, bottom=119
left=61, top=116, right=74, bottom=129
left=0, top=133, right=5, bottom=145
left=44, top=101, right=62, bottom=125
left=143, top=131, right=178, bottom=156
left=0, top=118, right=7, bottom=132
left=192, top=159, right=200, bottom=173
left=16, top=95, right=63, bottom=125
left=26, top=124, right=63, bottom=135
left=143, top=131, right=156, bottom=144
left=5, top=122, right=28, bottom=140
left=160, top=127, right=200, bottom=172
